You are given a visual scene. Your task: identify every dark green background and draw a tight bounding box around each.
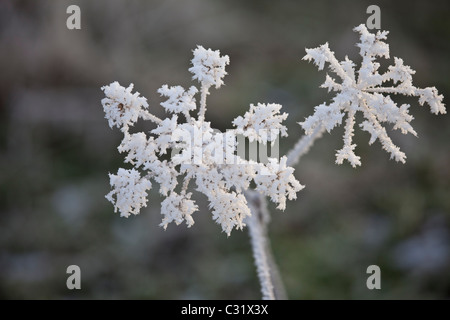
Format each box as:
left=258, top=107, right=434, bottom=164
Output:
left=0, top=0, right=449, bottom=299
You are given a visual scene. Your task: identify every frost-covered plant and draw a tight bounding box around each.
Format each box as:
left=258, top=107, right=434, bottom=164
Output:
left=101, top=25, right=445, bottom=300
left=301, top=24, right=445, bottom=167
left=102, top=45, right=302, bottom=236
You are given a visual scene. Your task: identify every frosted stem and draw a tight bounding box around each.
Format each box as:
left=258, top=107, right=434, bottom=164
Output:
left=286, top=125, right=325, bottom=167
left=181, top=176, right=191, bottom=195
left=140, top=110, right=163, bottom=125
left=242, top=125, right=327, bottom=300
left=246, top=190, right=287, bottom=300
left=183, top=111, right=192, bottom=124
left=364, top=86, right=406, bottom=94
left=247, top=213, right=275, bottom=300
left=198, top=85, right=210, bottom=122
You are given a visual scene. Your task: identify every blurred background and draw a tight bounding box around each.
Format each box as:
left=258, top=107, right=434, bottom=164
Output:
left=0, top=0, right=449, bottom=299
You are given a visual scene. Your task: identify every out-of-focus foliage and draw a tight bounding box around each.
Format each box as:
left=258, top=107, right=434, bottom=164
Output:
left=0, top=0, right=449, bottom=299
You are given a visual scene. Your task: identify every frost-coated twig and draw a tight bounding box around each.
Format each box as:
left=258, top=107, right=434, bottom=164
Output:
left=198, top=85, right=209, bottom=122
left=246, top=190, right=287, bottom=300
left=245, top=125, right=325, bottom=299
left=247, top=212, right=274, bottom=300
left=246, top=192, right=274, bottom=300
left=141, top=110, right=163, bottom=125
left=286, top=125, right=325, bottom=167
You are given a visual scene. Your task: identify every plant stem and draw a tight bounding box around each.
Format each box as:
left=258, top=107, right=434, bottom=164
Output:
left=286, top=125, right=325, bottom=167
left=141, top=110, right=163, bottom=125
left=245, top=126, right=326, bottom=300
left=246, top=190, right=286, bottom=300
left=198, top=84, right=210, bottom=122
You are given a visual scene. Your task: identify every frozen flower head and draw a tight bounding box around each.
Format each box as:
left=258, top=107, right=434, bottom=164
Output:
left=301, top=24, right=446, bottom=167
left=189, top=45, right=230, bottom=89
left=102, top=47, right=302, bottom=235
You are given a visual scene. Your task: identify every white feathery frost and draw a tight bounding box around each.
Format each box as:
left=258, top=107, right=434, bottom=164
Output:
left=301, top=24, right=446, bottom=167
left=157, top=85, right=198, bottom=115
left=102, top=47, right=302, bottom=235
left=233, top=103, right=288, bottom=145
left=105, top=168, right=152, bottom=217
left=160, top=192, right=198, bottom=229
left=189, top=45, right=230, bottom=89
left=101, top=82, right=160, bottom=132
left=254, top=156, right=302, bottom=211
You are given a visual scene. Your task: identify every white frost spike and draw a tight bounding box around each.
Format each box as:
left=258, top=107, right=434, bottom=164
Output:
left=301, top=24, right=446, bottom=166
left=303, top=43, right=331, bottom=71
left=335, top=108, right=361, bottom=168
left=417, top=87, right=446, bottom=115
left=386, top=57, right=415, bottom=85
left=103, top=46, right=302, bottom=235
left=354, top=24, right=389, bottom=59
